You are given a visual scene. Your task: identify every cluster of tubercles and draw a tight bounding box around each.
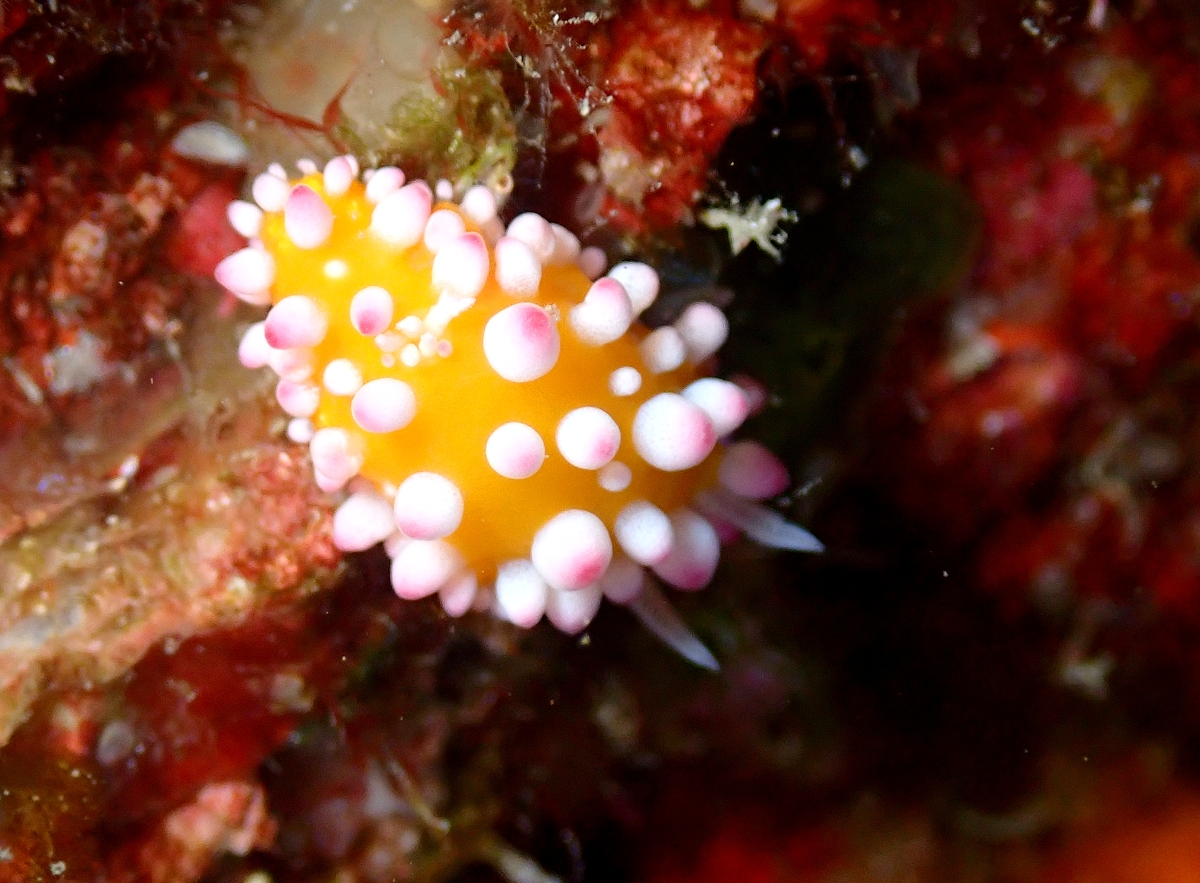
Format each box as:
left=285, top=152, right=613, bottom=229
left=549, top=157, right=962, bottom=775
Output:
left=215, top=155, right=820, bottom=655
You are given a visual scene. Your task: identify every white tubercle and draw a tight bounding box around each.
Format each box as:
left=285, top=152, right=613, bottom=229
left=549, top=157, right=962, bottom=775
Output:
left=439, top=572, right=479, bottom=618
left=549, top=223, right=581, bottom=265
left=383, top=533, right=408, bottom=559
left=639, top=327, right=687, bottom=374
left=266, top=346, right=314, bottom=382
left=632, top=393, right=717, bottom=472
left=371, top=183, right=432, bottom=248
left=365, top=166, right=405, bottom=204
left=284, top=184, right=334, bottom=249
left=675, top=302, right=729, bottom=363
left=614, top=501, right=674, bottom=565
left=397, top=315, right=423, bottom=338
left=351, top=378, right=417, bottom=433
left=267, top=163, right=287, bottom=179
left=479, top=217, right=505, bottom=246
left=460, top=185, right=498, bottom=225
left=237, top=321, right=271, bottom=369
left=569, top=277, right=633, bottom=345
left=314, top=470, right=347, bottom=493
left=652, top=509, right=721, bottom=590
left=556, top=407, right=620, bottom=470
left=265, top=295, right=327, bottom=349
left=599, top=555, right=645, bottom=604
left=323, top=155, right=356, bottom=197
left=349, top=286, right=394, bottom=336
left=609, top=366, right=642, bottom=397
left=494, top=237, right=542, bottom=299
left=418, top=331, right=439, bottom=357
left=431, top=232, right=489, bottom=299
left=393, top=472, right=464, bottom=540
left=598, top=461, right=632, bottom=492
left=323, top=358, right=363, bottom=396
left=423, top=209, right=467, bottom=253
left=226, top=200, right=263, bottom=238
left=495, top=559, right=549, bottom=628
left=505, top=213, right=557, bottom=263
left=486, top=422, right=546, bottom=479
left=310, top=427, right=363, bottom=488
left=607, top=262, right=659, bottom=315
left=251, top=172, right=289, bottom=212
left=530, top=510, right=613, bottom=591
left=545, top=584, right=603, bottom=634
left=214, top=247, right=275, bottom=304
left=578, top=246, right=607, bottom=280
left=391, top=540, right=462, bottom=600
left=435, top=179, right=454, bottom=201
left=287, top=418, right=315, bottom=444
left=333, top=491, right=397, bottom=551
left=374, top=331, right=404, bottom=354
left=296, top=158, right=318, bottom=175
left=483, top=303, right=561, bottom=382
left=275, top=379, right=320, bottom=417
left=682, top=378, right=750, bottom=438
left=718, top=440, right=790, bottom=499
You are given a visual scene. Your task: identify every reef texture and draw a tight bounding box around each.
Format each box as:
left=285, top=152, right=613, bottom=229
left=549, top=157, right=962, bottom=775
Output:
left=0, top=0, right=346, bottom=753
left=875, top=7, right=1200, bottom=592
left=8, top=0, right=1200, bottom=882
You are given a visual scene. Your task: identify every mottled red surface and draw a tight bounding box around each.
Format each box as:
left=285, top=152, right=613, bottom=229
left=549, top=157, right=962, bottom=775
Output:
left=775, top=0, right=879, bottom=68
left=91, top=610, right=349, bottom=883
left=164, top=181, right=247, bottom=278
left=100, top=619, right=319, bottom=823
left=108, top=782, right=277, bottom=883
left=594, top=0, right=766, bottom=230
left=0, top=127, right=250, bottom=436
left=0, top=9, right=353, bottom=881
left=0, top=1, right=246, bottom=443
left=875, top=9, right=1200, bottom=618
left=448, top=0, right=957, bottom=233
left=645, top=820, right=848, bottom=883
left=0, top=565, right=465, bottom=881
left=647, top=778, right=1200, bottom=883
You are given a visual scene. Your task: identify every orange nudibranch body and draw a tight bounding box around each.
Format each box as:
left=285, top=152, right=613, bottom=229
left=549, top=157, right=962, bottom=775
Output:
left=216, top=156, right=818, bottom=640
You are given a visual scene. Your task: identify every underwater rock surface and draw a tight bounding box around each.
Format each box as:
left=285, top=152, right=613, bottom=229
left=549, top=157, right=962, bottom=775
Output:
left=4, top=0, right=1200, bottom=881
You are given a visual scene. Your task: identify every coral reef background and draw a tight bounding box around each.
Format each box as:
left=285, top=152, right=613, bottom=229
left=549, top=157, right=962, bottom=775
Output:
left=4, top=0, right=1200, bottom=881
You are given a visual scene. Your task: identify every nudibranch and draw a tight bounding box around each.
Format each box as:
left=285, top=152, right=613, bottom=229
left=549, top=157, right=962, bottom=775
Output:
left=215, top=155, right=821, bottom=665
